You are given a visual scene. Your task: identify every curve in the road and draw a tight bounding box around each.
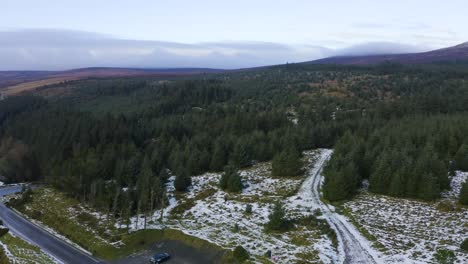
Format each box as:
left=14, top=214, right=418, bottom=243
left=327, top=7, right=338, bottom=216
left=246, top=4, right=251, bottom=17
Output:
left=0, top=186, right=101, bottom=264
left=308, top=150, right=380, bottom=264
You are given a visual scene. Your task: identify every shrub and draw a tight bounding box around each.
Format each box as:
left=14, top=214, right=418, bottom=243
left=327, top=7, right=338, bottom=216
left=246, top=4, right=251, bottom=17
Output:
left=434, top=248, right=456, bottom=264
left=30, top=209, right=43, bottom=220
left=233, top=246, right=249, bottom=262
left=171, top=199, right=195, bottom=215
left=232, top=223, right=240, bottom=233
left=7, top=186, right=33, bottom=209
left=266, top=201, right=290, bottom=231
left=245, top=204, right=252, bottom=215
left=0, top=247, right=9, bottom=264
left=461, top=238, right=468, bottom=252
left=174, top=168, right=191, bottom=192
left=220, top=165, right=243, bottom=193
left=460, top=181, right=468, bottom=205
left=0, top=227, right=9, bottom=237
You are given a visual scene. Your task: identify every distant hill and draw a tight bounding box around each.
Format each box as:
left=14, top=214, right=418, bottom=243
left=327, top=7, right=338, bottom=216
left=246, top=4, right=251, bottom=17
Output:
left=311, top=42, right=468, bottom=65
left=0, top=67, right=223, bottom=95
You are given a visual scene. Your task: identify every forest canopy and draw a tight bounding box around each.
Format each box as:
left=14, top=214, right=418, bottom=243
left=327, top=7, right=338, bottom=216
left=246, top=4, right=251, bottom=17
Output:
left=1, top=62, right=468, bottom=219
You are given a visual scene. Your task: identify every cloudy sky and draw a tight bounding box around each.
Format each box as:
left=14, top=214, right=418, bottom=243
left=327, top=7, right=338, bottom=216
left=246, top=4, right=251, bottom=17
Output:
left=1, top=0, right=467, bottom=70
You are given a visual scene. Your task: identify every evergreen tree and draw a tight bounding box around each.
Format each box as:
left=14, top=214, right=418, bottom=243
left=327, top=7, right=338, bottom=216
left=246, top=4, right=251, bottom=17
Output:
left=174, top=167, right=191, bottom=192
left=415, top=148, right=443, bottom=200
left=219, top=165, right=243, bottom=193
left=159, top=168, right=169, bottom=182
left=271, top=147, right=303, bottom=177
left=232, top=246, right=250, bottom=262
left=460, top=181, right=468, bottom=205
left=230, top=141, right=252, bottom=168
left=266, top=201, right=289, bottom=231
left=245, top=204, right=252, bottom=214
left=210, top=139, right=228, bottom=171
left=323, top=169, right=348, bottom=201
left=369, top=151, right=392, bottom=194
left=455, top=144, right=468, bottom=171
left=137, top=157, right=152, bottom=228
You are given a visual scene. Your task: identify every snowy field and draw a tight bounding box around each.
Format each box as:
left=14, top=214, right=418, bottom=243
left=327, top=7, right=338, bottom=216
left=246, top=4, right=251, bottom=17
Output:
left=126, top=150, right=467, bottom=264
left=4, top=150, right=467, bottom=264
left=125, top=149, right=340, bottom=263
left=0, top=232, right=57, bottom=264
left=344, top=172, right=468, bottom=264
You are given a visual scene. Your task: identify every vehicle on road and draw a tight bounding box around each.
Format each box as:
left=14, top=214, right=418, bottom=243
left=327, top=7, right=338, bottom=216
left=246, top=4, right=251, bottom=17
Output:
left=150, top=252, right=170, bottom=263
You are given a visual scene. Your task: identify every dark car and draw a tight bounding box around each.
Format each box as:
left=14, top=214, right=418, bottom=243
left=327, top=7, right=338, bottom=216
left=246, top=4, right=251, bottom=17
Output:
left=150, top=252, right=170, bottom=263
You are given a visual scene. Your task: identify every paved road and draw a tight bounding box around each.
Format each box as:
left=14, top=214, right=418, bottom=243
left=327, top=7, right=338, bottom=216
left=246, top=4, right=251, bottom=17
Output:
left=0, top=185, right=22, bottom=197
left=307, top=150, right=380, bottom=264
left=0, top=185, right=101, bottom=264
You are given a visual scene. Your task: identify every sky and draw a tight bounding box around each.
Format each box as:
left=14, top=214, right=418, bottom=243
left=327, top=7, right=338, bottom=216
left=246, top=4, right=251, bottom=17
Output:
left=1, top=0, right=467, bottom=70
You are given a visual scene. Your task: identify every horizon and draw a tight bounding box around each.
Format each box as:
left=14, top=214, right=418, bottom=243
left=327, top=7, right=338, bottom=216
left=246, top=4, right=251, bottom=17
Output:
left=1, top=0, right=467, bottom=70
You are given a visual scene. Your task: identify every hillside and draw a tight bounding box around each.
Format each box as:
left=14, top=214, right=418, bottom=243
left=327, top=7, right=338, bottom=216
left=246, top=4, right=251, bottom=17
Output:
left=0, top=67, right=222, bottom=96
left=1, top=63, right=468, bottom=263
left=312, top=42, right=468, bottom=65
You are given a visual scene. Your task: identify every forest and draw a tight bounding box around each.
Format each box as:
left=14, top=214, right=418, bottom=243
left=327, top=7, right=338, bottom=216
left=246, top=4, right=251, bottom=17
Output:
left=1, top=62, right=468, bottom=223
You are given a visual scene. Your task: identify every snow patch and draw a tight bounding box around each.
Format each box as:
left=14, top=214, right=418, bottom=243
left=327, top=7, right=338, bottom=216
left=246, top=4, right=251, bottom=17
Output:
left=345, top=192, right=468, bottom=263
left=123, top=149, right=339, bottom=263
left=442, top=171, right=468, bottom=198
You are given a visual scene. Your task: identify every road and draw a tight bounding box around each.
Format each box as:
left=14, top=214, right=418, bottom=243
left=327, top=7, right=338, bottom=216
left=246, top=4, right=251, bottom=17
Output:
left=0, top=185, right=101, bottom=264
left=307, top=149, right=380, bottom=264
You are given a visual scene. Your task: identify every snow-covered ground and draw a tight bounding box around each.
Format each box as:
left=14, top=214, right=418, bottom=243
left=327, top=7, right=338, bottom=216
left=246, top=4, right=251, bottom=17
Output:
left=345, top=173, right=468, bottom=264
left=442, top=171, right=468, bottom=198
left=125, top=149, right=340, bottom=263
left=0, top=233, right=57, bottom=264
left=126, top=150, right=468, bottom=264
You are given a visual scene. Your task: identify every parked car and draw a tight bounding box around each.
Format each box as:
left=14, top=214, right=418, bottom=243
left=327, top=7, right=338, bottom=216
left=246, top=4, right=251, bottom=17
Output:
left=150, top=252, right=170, bottom=263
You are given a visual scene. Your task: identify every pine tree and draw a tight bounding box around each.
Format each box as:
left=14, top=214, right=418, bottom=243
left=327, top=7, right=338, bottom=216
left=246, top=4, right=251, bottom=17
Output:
left=415, top=148, right=442, bottom=201
left=137, top=157, right=152, bottom=228
left=266, top=201, right=289, bottom=231
left=271, top=148, right=303, bottom=177
left=369, top=152, right=392, bottom=194
left=227, top=171, right=243, bottom=193
left=460, top=181, right=468, bottom=205
left=230, top=141, right=252, bottom=168
left=210, top=139, right=228, bottom=171
left=159, top=168, right=169, bottom=182
left=455, top=144, right=468, bottom=171
left=174, top=167, right=191, bottom=192
left=219, top=165, right=243, bottom=193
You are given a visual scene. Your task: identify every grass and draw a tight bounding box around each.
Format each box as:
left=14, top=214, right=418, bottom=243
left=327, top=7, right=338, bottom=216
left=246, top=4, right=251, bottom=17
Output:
left=290, top=233, right=312, bottom=247
left=13, top=187, right=226, bottom=261
left=171, top=188, right=217, bottom=216
left=0, top=233, right=55, bottom=264
left=97, top=229, right=226, bottom=260
left=294, top=250, right=321, bottom=263
left=13, top=187, right=122, bottom=257
left=293, top=215, right=338, bottom=248
left=340, top=205, right=387, bottom=252
left=171, top=198, right=196, bottom=216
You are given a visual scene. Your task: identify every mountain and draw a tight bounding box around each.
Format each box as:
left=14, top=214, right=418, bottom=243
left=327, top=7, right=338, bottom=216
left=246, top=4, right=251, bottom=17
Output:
left=311, top=42, right=468, bottom=65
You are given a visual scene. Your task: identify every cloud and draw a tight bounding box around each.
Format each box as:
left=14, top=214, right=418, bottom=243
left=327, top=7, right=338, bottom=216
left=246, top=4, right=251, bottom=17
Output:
left=333, top=42, right=430, bottom=56
left=0, top=29, right=434, bottom=70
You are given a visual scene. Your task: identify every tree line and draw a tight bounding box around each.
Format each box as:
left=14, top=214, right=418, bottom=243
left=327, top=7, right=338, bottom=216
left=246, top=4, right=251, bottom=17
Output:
left=323, top=114, right=468, bottom=202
